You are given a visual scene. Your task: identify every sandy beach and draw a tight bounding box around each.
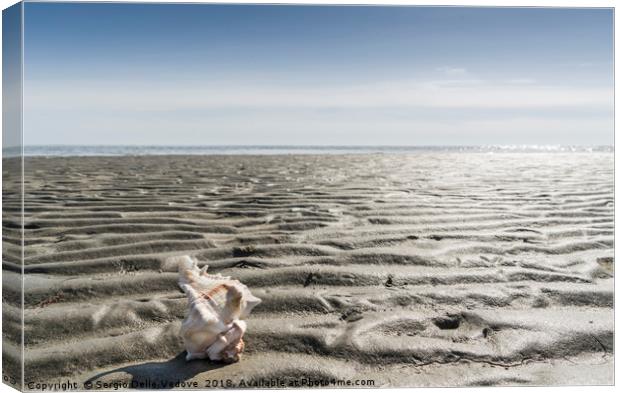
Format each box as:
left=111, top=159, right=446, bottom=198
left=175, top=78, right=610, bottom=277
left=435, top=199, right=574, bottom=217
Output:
left=2, top=152, right=614, bottom=388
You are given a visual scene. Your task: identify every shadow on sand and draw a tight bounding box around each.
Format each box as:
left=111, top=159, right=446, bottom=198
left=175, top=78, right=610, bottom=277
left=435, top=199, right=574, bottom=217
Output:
left=84, top=352, right=228, bottom=389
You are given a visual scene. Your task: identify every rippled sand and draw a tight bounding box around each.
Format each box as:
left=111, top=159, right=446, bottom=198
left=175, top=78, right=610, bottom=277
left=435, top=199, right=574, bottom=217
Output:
left=2, top=153, right=614, bottom=388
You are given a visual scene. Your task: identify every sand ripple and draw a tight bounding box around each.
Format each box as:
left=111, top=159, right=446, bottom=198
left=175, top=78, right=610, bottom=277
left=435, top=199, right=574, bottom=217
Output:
left=2, top=153, right=613, bottom=387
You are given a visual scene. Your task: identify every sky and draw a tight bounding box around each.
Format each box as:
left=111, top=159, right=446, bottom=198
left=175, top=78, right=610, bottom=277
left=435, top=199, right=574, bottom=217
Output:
left=21, top=3, right=614, bottom=146
left=3, top=2, right=22, bottom=149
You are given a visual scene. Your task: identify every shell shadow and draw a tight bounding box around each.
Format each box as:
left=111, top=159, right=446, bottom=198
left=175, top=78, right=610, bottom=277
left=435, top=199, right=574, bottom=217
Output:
left=84, top=352, right=228, bottom=389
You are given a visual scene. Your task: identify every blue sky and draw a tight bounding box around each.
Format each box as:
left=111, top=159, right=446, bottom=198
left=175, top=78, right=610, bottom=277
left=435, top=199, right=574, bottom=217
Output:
left=3, top=2, right=21, bottom=149
left=22, top=3, right=613, bottom=146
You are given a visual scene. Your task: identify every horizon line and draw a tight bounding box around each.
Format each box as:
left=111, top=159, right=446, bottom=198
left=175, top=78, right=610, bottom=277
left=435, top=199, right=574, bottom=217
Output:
left=17, top=143, right=616, bottom=147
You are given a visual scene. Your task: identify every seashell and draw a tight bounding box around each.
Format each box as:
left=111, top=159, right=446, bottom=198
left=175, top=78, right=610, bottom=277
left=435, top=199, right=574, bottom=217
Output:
left=174, top=255, right=261, bottom=362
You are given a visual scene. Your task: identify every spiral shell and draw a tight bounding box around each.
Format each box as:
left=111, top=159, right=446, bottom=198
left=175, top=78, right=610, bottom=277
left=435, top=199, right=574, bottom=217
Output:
left=174, top=255, right=261, bottom=362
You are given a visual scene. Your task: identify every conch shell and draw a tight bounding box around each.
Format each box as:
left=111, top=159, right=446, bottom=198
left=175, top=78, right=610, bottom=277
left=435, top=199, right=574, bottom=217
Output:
left=175, top=255, right=261, bottom=363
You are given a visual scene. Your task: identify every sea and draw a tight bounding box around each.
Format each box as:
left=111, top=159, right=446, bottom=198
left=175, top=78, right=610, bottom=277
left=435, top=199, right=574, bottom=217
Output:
left=1, top=145, right=614, bottom=157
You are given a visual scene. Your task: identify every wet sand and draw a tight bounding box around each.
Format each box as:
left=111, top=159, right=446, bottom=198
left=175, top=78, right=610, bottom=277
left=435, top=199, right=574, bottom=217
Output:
left=2, top=153, right=614, bottom=388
